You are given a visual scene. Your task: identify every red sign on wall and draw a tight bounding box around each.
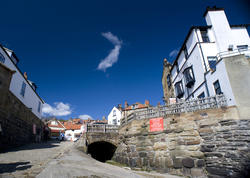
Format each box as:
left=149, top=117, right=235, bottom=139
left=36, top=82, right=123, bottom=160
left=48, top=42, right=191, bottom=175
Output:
left=149, top=117, right=164, bottom=132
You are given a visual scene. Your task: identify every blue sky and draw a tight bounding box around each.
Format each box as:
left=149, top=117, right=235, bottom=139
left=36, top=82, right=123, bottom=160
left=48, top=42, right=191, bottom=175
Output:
left=0, top=0, right=249, bottom=120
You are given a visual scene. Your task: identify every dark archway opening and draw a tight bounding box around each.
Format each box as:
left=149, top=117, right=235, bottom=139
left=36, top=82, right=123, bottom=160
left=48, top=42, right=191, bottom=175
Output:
left=87, top=141, right=117, bottom=162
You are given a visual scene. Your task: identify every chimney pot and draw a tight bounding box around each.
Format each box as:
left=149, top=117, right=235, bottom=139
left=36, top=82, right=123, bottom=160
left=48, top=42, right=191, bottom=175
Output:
left=24, top=72, right=28, bottom=79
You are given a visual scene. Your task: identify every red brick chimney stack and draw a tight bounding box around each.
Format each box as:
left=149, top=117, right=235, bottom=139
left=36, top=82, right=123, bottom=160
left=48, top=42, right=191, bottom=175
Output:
left=125, top=101, right=128, bottom=108
left=145, top=100, right=150, bottom=106
left=118, top=104, right=122, bottom=110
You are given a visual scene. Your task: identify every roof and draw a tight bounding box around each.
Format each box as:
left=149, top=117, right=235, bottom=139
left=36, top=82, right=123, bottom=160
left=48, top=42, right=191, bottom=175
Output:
left=50, top=129, right=65, bottom=133
left=170, top=25, right=212, bottom=73
left=124, top=102, right=149, bottom=111
left=0, top=44, right=44, bottom=103
left=48, top=120, right=66, bottom=129
left=63, top=122, right=82, bottom=130
left=203, top=6, right=224, bottom=17
left=230, top=24, right=250, bottom=28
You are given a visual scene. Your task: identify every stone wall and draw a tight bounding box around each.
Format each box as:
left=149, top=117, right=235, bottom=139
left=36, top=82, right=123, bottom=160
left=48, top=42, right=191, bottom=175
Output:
left=0, top=63, right=44, bottom=151
left=113, top=107, right=250, bottom=177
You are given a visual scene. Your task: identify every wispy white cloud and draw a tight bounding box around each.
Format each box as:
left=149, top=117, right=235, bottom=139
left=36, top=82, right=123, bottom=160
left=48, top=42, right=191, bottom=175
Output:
left=101, top=32, right=122, bottom=46
left=42, top=102, right=72, bottom=117
left=169, top=48, right=179, bottom=59
left=97, top=32, right=122, bottom=72
left=79, top=114, right=93, bottom=120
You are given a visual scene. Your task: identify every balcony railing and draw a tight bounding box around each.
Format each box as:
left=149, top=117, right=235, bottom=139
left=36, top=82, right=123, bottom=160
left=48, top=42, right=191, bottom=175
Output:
left=86, top=124, right=119, bottom=133
left=216, top=47, right=250, bottom=61
left=121, top=94, right=227, bottom=126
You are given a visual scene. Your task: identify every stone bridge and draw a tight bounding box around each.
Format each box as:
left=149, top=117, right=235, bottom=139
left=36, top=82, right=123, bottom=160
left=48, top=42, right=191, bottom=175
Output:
left=80, top=124, right=119, bottom=162
left=75, top=95, right=250, bottom=177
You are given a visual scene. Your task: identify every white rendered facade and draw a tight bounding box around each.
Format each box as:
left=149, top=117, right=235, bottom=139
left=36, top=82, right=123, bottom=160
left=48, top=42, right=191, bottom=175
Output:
left=0, top=45, right=44, bottom=118
left=169, top=7, right=250, bottom=106
left=108, top=107, right=122, bottom=125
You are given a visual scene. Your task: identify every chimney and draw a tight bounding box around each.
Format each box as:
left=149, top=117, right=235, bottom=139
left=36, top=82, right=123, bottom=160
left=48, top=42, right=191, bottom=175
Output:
left=145, top=100, right=150, bottom=106
left=118, top=104, right=122, bottom=110
left=125, top=101, right=128, bottom=108
left=157, top=102, right=161, bottom=107
left=24, top=72, right=28, bottom=80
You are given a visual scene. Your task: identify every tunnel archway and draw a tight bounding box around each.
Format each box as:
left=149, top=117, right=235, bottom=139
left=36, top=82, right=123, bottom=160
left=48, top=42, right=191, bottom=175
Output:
left=87, top=141, right=117, bottom=162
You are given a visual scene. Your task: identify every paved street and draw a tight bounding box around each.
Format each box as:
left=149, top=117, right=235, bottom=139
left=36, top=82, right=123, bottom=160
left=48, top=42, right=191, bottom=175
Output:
left=0, top=141, right=181, bottom=178
left=0, top=141, right=73, bottom=178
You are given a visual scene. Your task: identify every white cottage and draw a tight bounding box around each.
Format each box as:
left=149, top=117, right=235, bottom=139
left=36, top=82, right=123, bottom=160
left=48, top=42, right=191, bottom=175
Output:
left=0, top=45, right=44, bottom=118
left=167, top=7, right=250, bottom=107
left=108, top=107, right=122, bottom=125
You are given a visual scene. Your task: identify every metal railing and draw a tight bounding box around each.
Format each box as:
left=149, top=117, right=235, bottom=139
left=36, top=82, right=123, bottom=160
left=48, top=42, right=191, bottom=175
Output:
left=216, top=47, right=250, bottom=61
left=86, top=124, right=119, bottom=133
left=121, top=94, right=227, bottom=125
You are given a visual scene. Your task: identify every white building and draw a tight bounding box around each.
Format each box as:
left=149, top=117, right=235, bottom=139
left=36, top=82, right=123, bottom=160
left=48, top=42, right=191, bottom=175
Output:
left=168, top=7, right=250, bottom=106
left=108, top=107, right=122, bottom=125
left=0, top=44, right=44, bottom=118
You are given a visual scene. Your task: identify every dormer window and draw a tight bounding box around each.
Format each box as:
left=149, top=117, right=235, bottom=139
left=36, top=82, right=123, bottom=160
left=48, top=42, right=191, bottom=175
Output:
left=201, top=30, right=210, bottom=42
left=0, top=53, right=5, bottom=63
left=175, top=81, right=184, bottom=99
left=167, top=74, right=171, bottom=88
left=183, top=67, right=195, bottom=88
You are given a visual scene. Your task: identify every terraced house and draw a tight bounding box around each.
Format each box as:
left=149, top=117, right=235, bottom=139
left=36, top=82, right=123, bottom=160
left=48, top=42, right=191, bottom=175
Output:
left=163, top=7, right=250, bottom=113
left=0, top=45, right=44, bottom=118
left=0, top=44, right=44, bottom=149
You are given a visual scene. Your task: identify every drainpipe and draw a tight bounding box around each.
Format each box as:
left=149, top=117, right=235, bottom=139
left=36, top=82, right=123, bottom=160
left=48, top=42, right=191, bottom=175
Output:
left=195, top=29, right=210, bottom=97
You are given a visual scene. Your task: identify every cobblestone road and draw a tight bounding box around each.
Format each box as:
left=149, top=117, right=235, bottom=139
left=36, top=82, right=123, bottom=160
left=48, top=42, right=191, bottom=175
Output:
left=0, top=141, right=181, bottom=178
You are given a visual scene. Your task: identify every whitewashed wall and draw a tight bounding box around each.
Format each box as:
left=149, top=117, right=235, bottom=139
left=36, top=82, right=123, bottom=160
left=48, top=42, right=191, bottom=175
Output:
left=0, top=47, right=43, bottom=118
left=108, top=107, right=122, bottom=125
left=205, top=60, right=236, bottom=106
left=170, top=8, right=249, bottom=106
left=205, top=10, right=250, bottom=52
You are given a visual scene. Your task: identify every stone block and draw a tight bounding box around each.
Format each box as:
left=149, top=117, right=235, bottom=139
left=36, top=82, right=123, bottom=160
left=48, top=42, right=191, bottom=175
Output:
left=153, top=142, right=167, bottom=151
left=165, top=157, right=173, bottom=168
left=200, top=145, right=215, bottom=152
left=186, top=139, right=201, bottom=145
left=199, top=127, right=213, bottom=134
left=205, top=152, right=223, bottom=158
left=187, top=145, right=199, bottom=151
left=139, top=152, right=147, bottom=157
left=182, top=157, right=194, bottom=168
left=219, top=120, right=237, bottom=126
left=196, top=159, right=205, bottom=167
left=191, top=168, right=205, bottom=177
left=129, top=158, right=137, bottom=167
left=206, top=167, right=230, bottom=176
left=188, top=151, right=204, bottom=158
left=173, top=158, right=182, bottom=169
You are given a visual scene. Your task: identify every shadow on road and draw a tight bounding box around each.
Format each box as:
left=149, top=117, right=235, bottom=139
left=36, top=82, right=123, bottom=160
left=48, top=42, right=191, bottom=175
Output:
left=1, top=140, right=61, bottom=153
left=0, top=161, right=32, bottom=174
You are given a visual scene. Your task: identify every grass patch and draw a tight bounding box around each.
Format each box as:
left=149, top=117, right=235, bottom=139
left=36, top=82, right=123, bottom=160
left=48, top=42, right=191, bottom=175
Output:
left=105, top=160, right=127, bottom=167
